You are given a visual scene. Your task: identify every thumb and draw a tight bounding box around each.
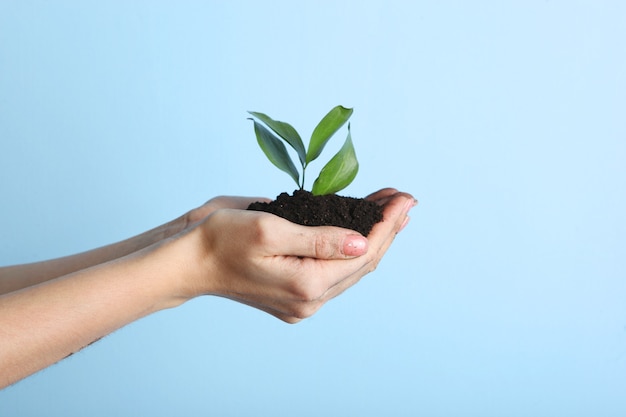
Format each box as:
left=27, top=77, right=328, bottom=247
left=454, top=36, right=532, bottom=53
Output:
left=270, top=220, right=369, bottom=259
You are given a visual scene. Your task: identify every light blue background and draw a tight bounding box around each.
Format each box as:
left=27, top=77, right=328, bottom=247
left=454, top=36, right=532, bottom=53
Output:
left=1, top=1, right=625, bottom=415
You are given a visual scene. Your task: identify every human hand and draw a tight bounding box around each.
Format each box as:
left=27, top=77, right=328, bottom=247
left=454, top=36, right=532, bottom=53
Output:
left=182, top=196, right=271, bottom=230
left=0, top=188, right=414, bottom=387
left=183, top=188, right=416, bottom=323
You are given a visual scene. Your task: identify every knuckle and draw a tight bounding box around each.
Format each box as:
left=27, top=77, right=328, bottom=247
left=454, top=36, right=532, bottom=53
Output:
left=289, top=300, right=322, bottom=320
left=282, top=316, right=302, bottom=325
left=248, top=214, right=274, bottom=245
left=284, top=278, right=326, bottom=319
left=287, top=278, right=320, bottom=302
left=313, top=234, right=338, bottom=259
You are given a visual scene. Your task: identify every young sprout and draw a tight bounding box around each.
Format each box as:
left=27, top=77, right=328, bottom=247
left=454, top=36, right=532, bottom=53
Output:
left=248, top=105, right=359, bottom=195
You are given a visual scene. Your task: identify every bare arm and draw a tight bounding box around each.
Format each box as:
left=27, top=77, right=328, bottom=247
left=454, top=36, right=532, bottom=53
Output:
left=0, top=237, right=192, bottom=388
left=0, top=189, right=416, bottom=388
left=0, top=196, right=266, bottom=295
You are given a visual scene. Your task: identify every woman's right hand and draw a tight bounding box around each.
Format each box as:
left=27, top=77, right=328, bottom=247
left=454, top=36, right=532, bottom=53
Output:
left=181, top=188, right=416, bottom=323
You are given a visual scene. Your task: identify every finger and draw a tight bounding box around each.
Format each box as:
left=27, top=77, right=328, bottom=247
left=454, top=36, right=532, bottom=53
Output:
left=267, top=192, right=415, bottom=292
left=260, top=191, right=414, bottom=260
left=363, top=192, right=416, bottom=268
left=265, top=192, right=417, bottom=316
left=318, top=193, right=417, bottom=300
left=264, top=218, right=369, bottom=260
left=367, top=189, right=418, bottom=210
left=369, top=192, right=416, bottom=248
left=187, top=196, right=272, bottom=225
left=364, top=188, right=399, bottom=202
left=209, top=196, right=271, bottom=210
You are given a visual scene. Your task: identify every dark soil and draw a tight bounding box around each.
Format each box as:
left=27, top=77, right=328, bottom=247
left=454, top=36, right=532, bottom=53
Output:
left=247, top=189, right=383, bottom=236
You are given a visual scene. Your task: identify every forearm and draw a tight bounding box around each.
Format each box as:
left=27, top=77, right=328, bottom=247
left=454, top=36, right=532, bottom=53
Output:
left=0, top=190, right=415, bottom=388
left=0, top=216, right=186, bottom=295
left=0, top=233, right=197, bottom=389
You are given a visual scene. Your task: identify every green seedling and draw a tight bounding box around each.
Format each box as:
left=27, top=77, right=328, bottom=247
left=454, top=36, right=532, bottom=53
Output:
left=248, top=105, right=358, bottom=196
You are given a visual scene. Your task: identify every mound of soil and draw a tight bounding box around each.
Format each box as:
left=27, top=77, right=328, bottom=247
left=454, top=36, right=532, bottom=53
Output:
left=247, top=189, right=383, bottom=236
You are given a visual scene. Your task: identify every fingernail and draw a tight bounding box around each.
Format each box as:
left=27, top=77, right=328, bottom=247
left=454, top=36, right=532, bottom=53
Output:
left=399, top=215, right=411, bottom=232
left=343, top=234, right=368, bottom=257
left=403, top=198, right=416, bottom=214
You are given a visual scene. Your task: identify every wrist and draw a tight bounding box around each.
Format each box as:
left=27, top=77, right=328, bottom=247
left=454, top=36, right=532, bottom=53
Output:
left=149, top=225, right=216, bottom=308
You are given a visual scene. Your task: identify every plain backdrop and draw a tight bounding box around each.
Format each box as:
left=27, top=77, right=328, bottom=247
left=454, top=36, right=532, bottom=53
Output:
left=1, top=1, right=625, bottom=416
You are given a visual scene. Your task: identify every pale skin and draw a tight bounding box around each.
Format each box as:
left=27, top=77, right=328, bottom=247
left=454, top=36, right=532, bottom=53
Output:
left=0, top=188, right=416, bottom=389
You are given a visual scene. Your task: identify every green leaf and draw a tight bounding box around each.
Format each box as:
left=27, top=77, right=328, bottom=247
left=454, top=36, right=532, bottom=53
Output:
left=306, top=105, right=353, bottom=164
left=311, top=124, right=359, bottom=195
left=248, top=111, right=306, bottom=166
left=250, top=119, right=300, bottom=186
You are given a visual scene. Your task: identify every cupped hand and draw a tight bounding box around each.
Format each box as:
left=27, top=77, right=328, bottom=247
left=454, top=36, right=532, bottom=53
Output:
left=182, top=196, right=271, bottom=229
left=187, top=188, right=416, bottom=323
